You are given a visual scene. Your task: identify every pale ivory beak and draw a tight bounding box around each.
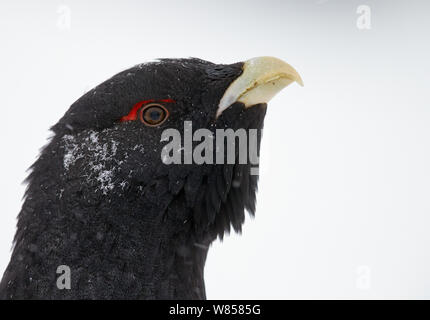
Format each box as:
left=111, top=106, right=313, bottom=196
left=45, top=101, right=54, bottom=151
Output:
left=217, top=56, right=303, bottom=117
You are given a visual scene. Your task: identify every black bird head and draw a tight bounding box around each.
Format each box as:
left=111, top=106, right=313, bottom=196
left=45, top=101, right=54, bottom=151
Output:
left=1, top=57, right=302, bottom=299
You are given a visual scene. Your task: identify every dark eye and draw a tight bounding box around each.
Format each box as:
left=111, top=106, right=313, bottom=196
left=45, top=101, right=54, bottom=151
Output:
left=139, top=104, right=169, bottom=126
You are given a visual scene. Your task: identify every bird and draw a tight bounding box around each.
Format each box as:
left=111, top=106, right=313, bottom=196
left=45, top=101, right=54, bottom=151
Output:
left=0, top=56, right=302, bottom=299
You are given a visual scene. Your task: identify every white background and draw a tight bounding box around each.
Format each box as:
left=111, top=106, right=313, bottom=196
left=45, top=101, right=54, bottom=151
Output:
left=1, top=0, right=429, bottom=299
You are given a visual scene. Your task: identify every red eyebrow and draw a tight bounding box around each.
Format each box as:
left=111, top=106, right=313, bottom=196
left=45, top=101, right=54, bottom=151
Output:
left=120, top=99, right=175, bottom=122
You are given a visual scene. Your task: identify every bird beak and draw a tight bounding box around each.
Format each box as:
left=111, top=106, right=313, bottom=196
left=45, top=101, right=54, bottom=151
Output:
left=217, top=56, right=303, bottom=117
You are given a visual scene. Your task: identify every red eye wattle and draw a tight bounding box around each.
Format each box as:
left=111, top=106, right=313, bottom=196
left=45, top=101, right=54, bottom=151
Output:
left=120, top=99, right=174, bottom=123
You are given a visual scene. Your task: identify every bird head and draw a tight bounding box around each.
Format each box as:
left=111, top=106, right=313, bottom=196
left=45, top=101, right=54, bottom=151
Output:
left=45, top=57, right=303, bottom=242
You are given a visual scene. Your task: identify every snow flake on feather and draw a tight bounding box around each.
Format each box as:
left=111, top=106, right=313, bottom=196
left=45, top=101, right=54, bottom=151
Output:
left=63, top=135, right=83, bottom=170
left=62, top=130, right=122, bottom=195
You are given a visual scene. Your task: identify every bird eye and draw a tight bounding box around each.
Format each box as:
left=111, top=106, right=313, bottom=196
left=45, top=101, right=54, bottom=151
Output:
left=139, top=104, right=169, bottom=126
